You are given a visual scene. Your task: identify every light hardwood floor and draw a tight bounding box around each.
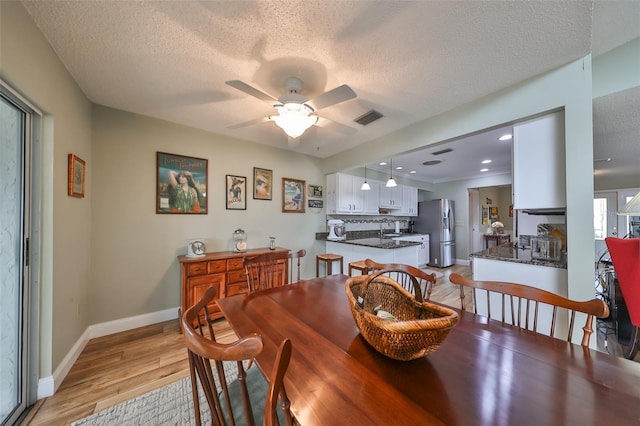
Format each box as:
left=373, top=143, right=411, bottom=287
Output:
left=25, top=265, right=472, bottom=425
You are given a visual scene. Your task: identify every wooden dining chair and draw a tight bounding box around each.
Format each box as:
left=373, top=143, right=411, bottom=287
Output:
left=244, top=251, right=290, bottom=294
left=181, top=286, right=294, bottom=426
left=287, top=249, right=306, bottom=283
left=364, top=259, right=437, bottom=302
left=449, top=273, right=610, bottom=347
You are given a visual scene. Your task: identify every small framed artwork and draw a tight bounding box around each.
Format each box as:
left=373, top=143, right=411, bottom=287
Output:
left=308, top=199, right=323, bottom=208
left=157, top=152, right=208, bottom=214
left=282, top=177, right=305, bottom=213
left=68, top=154, right=86, bottom=198
left=253, top=167, right=273, bottom=200
left=308, top=184, right=323, bottom=198
left=226, top=175, right=247, bottom=210
left=482, top=205, right=490, bottom=225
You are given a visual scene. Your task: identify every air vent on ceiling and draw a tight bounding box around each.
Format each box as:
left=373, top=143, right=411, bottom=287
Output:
left=422, top=160, right=443, bottom=166
left=431, top=148, right=453, bottom=156
left=354, top=110, right=383, bottom=126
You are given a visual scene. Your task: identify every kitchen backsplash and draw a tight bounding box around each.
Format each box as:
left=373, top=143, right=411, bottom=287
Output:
left=326, top=215, right=410, bottom=233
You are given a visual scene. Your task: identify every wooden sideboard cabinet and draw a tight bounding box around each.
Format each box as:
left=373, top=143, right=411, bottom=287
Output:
left=178, top=247, right=289, bottom=327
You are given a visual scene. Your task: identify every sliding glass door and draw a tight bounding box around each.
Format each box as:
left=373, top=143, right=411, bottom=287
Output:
left=0, top=84, right=36, bottom=425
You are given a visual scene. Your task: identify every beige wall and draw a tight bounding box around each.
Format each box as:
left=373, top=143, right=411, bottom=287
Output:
left=1, top=1, right=93, bottom=376
left=90, top=106, right=327, bottom=323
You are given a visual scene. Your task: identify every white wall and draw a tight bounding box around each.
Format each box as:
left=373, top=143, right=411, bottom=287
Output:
left=321, top=56, right=594, bottom=305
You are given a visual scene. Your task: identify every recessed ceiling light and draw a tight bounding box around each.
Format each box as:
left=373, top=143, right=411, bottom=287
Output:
left=395, top=166, right=403, bottom=170
left=480, top=168, right=489, bottom=172
left=409, top=170, right=417, bottom=174
left=379, top=162, right=387, bottom=166
left=498, top=134, right=512, bottom=141
left=481, top=159, right=492, bottom=164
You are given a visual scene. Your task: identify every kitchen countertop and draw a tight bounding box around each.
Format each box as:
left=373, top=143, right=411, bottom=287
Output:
left=316, top=231, right=423, bottom=249
left=470, top=245, right=567, bottom=269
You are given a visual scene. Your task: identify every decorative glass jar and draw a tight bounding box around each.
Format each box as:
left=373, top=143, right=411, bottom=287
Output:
left=233, top=228, right=247, bottom=252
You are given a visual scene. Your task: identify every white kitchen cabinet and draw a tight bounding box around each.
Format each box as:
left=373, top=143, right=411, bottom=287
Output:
left=393, top=234, right=429, bottom=266
left=512, top=111, right=566, bottom=209
left=326, top=173, right=365, bottom=214
left=379, top=185, right=403, bottom=209
left=400, top=186, right=418, bottom=216
left=362, top=180, right=381, bottom=215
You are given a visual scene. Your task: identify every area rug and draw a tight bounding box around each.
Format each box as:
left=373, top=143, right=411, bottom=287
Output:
left=72, top=376, right=207, bottom=426
left=72, top=361, right=248, bottom=426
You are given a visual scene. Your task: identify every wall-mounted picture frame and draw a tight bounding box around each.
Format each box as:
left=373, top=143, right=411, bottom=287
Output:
left=308, top=199, right=323, bottom=208
left=156, top=152, right=208, bottom=214
left=308, top=184, right=323, bottom=198
left=482, top=205, right=490, bottom=225
left=226, top=175, right=247, bottom=210
left=282, top=177, right=305, bottom=213
left=253, top=167, right=273, bottom=200
left=68, top=153, right=86, bottom=198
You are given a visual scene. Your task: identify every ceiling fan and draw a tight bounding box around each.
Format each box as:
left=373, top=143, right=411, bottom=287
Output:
left=226, top=77, right=357, bottom=139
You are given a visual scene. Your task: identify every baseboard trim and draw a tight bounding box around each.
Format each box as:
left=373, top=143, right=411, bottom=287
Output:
left=37, top=307, right=180, bottom=398
left=456, top=258, right=471, bottom=266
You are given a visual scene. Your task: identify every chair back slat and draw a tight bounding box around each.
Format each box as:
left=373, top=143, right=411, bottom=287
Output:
left=364, top=259, right=437, bottom=302
left=181, top=287, right=294, bottom=425
left=450, top=273, right=609, bottom=346
left=287, top=249, right=306, bottom=284
left=244, top=252, right=289, bottom=293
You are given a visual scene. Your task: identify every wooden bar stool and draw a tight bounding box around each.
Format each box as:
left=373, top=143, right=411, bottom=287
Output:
left=316, top=253, right=344, bottom=277
left=348, top=260, right=370, bottom=276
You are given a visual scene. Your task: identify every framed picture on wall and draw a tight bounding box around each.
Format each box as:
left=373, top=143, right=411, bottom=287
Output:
left=68, top=153, right=86, bottom=198
left=282, top=177, right=305, bottom=213
left=226, top=175, right=247, bottom=210
left=253, top=167, right=273, bottom=200
left=156, top=152, right=208, bottom=214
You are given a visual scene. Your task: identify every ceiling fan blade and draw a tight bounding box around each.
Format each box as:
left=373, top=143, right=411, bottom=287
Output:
left=306, top=84, right=357, bottom=111
left=226, top=80, right=276, bottom=103
left=315, top=116, right=357, bottom=135
left=228, top=116, right=270, bottom=129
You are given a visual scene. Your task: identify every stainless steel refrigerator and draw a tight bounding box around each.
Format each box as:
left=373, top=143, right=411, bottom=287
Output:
left=414, top=199, right=456, bottom=267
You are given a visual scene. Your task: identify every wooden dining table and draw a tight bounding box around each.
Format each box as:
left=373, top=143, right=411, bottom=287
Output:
left=217, top=274, right=640, bottom=425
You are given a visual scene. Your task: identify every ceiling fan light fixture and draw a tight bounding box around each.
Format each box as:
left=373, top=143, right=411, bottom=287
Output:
left=271, top=103, right=318, bottom=138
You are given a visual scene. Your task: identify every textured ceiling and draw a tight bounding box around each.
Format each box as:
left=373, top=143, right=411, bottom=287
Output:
left=20, top=0, right=640, bottom=184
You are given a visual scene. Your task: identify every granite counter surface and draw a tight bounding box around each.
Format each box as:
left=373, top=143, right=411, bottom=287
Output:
left=470, top=245, right=567, bottom=269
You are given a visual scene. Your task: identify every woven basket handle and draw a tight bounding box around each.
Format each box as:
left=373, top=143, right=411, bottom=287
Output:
left=362, top=269, right=423, bottom=304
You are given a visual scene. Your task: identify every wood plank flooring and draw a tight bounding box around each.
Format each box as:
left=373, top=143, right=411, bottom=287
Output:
left=22, top=264, right=470, bottom=425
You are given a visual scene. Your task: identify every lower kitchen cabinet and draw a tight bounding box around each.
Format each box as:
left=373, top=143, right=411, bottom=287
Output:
left=178, top=248, right=289, bottom=328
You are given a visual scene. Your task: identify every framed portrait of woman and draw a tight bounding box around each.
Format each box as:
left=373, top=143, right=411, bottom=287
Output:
left=68, top=153, right=86, bottom=198
left=253, top=167, right=272, bottom=200
left=156, top=152, right=208, bottom=214
left=226, top=175, right=247, bottom=210
left=282, top=177, right=305, bottom=213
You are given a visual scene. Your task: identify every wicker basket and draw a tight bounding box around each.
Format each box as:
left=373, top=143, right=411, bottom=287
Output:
left=346, top=271, right=458, bottom=361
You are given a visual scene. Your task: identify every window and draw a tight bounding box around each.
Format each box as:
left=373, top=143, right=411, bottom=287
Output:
left=593, top=198, right=607, bottom=240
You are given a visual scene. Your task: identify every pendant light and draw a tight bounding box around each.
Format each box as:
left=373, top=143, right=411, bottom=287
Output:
left=386, top=158, right=397, bottom=188
left=361, top=165, right=371, bottom=190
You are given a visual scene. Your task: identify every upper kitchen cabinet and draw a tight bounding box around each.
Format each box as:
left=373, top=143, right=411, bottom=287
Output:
left=327, top=173, right=379, bottom=214
left=512, top=111, right=566, bottom=210
left=379, top=185, right=403, bottom=209
left=400, top=186, right=418, bottom=216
